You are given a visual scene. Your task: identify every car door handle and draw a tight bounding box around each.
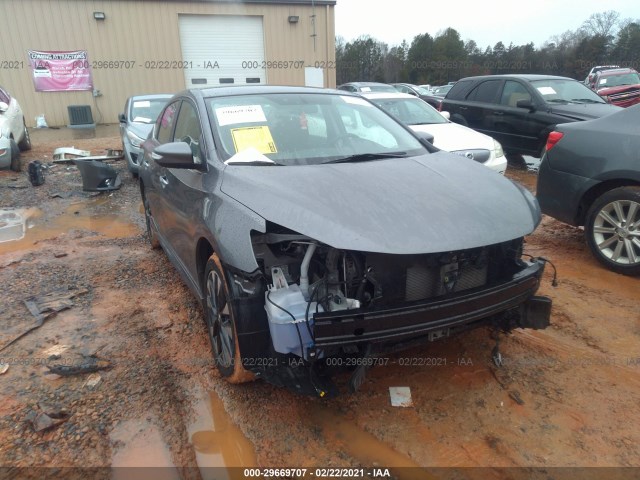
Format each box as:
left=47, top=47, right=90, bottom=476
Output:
left=459, top=106, right=468, bottom=110
left=493, top=111, right=504, bottom=115
left=159, top=175, right=169, bottom=187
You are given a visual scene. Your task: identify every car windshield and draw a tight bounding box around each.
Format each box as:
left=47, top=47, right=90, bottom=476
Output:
left=598, top=72, right=640, bottom=88
left=130, top=99, right=169, bottom=124
left=206, top=93, right=426, bottom=166
left=433, top=85, right=452, bottom=96
left=531, top=79, right=606, bottom=104
left=370, top=97, right=448, bottom=125
left=415, top=86, right=431, bottom=95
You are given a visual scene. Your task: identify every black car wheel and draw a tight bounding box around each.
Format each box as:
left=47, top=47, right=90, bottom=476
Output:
left=141, top=186, right=160, bottom=249
left=9, top=139, right=21, bottom=172
left=585, top=187, right=640, bottom=275
left=204, top=254, right=254, bottom=383
left=18, top=121, right=32, bottom=151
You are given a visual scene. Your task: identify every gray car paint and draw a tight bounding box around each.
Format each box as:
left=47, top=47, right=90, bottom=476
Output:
left=220, top=152, right=540, bottom=258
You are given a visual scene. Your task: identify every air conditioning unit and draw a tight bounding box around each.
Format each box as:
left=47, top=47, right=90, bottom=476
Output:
left=67, top=105, right=95, bottom=129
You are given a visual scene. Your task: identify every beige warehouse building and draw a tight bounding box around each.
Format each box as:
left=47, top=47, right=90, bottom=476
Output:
left=0, top=0, right=336, bottom=127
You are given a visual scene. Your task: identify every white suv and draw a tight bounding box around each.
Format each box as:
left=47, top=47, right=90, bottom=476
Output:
left=0, top=86, right=31, bottom=171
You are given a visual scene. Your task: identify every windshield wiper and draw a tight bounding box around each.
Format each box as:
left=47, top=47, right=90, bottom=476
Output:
left=322, top=152, right=408, bottom=164
left=547, top=99, right=569, bottom=104
left=570, top=98, right=604, bottom=104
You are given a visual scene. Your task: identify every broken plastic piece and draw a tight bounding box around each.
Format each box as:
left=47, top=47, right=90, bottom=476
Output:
left=52, top=147, right=91, bottom=162
left=389, top=386, right=413, bottom=407
left=73, top=160, right=122, bottom=192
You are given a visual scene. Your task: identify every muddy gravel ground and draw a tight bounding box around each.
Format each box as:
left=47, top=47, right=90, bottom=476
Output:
left=1, top=129, right=639, bottom=479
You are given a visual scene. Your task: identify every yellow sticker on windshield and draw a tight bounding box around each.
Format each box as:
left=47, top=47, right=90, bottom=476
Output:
left=230, top=126, right=278, bottom=154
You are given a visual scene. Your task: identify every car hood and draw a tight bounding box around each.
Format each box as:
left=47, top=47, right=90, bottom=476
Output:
left=220, top=152, right=539, bottom=254
left=126, top=122, right=153, bottom=139
left=597, top=84, right=640, bottom=95
left=409, top=123, right=495, bottom=152
left=548, top=102, right=621, bottom=120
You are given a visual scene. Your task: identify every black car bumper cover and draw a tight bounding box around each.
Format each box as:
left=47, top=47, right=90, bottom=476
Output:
left=312, top=260, right=548, bottom=348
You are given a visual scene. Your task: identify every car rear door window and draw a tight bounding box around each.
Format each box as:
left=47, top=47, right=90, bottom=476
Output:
left=467, top=80, right=502, bottom=103
left=499, top=80, right=532, bottom=107
left=156, top=101, right=180, bottom=144
left=173, top=101, right=203, bottom=163
left=0, top=87, right=10, bottom=104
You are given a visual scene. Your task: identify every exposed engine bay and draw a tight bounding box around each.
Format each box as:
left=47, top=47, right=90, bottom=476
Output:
left=250, top=223, right=546, bottom=370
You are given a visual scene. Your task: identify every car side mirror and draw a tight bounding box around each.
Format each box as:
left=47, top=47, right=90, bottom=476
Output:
left=118, top=113, right=126, bottom=123
left=415, top=131, right=435, bottom=145
left=0, top=102, right=9, bottom=113
left=516, top=99, right=535, bottom=111
left=152, top=142, right=204, bottom=170
left=440, top=111, right=451, bottom=120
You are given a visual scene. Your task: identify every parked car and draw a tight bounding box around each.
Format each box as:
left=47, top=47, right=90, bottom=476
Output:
left=421, top=84, right=453, bottom=109
left=337, top=82, right=397, bottom=93
left=391, top=83, right=432, bottom=99
left=0, top=86, right=31, bottom=172
left=139, top=85, right=551, bottom=395
left=584, top=65, right=620, bottom=86
left=419, top=84, right=432, bottom=93
left=439, top=74, right=621, bottom=158
left=119, top=94, right=173, bottom=176
left=363, top=92, right=507, bottom=174
left=536, top=104, right=640, bottom=275
left=589, top=68, right=640, bottom=108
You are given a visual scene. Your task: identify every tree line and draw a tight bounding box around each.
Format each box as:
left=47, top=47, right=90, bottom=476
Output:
left=335, top=10, right=640, bottom=86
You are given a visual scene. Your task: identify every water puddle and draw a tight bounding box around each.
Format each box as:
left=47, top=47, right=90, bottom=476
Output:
left=111, top=418, right=180, bottom=480
left=189, top=391, right=257, bottom=479
left=0, top=199, right=139, bottom=255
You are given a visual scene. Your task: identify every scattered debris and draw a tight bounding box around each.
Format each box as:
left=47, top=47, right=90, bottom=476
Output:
left=509, top=390, right=525, bottom=405
left=0, top=210, right=26, bottom=243
left=389, top=386, right=413, bottom=407
left=53, top=251, right=68, bottom=258
left=28, top=160, right=46, bottom=186
left=25, top=406, right=71, bottom=432
left=49, top=192, right=74, bottom=199
left=0, top=177, right=30, bottom=189
left=52, top=147, right=91, bottom=163
left=0, top=287, right=89, bottom=353
left=47, top=356, right=112, bottom=377
left=74, top=160, right=121, bottom=192
left=0, top=362, right=9, bottom=375
left=84, top=373, right=102, bottom=389
left=42, top=344, right=70, bottom=358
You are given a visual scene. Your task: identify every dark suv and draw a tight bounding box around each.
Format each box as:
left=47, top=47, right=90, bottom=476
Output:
left=439, top=74, right=621, bottom=157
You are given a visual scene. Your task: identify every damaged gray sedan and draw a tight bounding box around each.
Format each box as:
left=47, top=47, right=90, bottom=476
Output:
left=139, top=86, right=551, bottom=396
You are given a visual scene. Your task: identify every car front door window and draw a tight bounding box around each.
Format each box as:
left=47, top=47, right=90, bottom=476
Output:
left=156, top=101, right=180, bottom=144
left=172, top=101, right=203, bottom=164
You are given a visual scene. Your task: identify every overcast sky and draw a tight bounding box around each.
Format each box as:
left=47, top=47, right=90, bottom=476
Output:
left=334, top=0, right=640, bottom=49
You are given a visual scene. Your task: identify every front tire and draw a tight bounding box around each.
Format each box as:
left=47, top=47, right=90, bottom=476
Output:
left=204, top=254, right=255, bottom=383
left=9, top=139, right=21, bottom=172
left=18, top=121, right=32, bottom=151
left=585, top=187, right=640, bottom=275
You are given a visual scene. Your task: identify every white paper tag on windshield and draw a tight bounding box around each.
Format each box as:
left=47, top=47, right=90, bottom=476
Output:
left=224, top=147, right=275, bottom=165
left=536, top=87, right=557, bottom=95
left=216, top=105, right=267, bottom=126
left=133, top=100, right=151, bottom=108
left=340, top=95, right=372, bottom=106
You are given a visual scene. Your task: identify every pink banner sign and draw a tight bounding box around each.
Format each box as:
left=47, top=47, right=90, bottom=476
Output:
left=27, top=50, right=93, bottom=92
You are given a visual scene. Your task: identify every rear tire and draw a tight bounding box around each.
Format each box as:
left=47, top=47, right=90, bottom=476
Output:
left=9, top=139, right=21, bottom=172
left=585, top=187, right=640, bottom=276
left=204, top=254, right=255, bottom=384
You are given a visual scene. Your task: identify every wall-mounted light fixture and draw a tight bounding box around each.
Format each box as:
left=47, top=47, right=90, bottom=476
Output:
left=93, top=12, right=106, bottom=20
left=288, top=15, right=299, bottom=24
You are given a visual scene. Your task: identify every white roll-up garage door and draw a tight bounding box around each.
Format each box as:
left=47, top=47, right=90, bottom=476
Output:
left=178, top=15, right=266, bottom=88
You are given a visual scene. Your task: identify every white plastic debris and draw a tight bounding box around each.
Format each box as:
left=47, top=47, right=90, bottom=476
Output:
left=389, top=386, right=413, bottom=407
left=35, top=114, right=48, bottom=128
left=84, top=373, right=102, bottom=389
left=0, top=362, right=9, bottom=375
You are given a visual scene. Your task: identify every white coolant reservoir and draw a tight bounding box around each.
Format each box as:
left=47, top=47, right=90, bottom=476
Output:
left=265, top=284, right=321, bottom=358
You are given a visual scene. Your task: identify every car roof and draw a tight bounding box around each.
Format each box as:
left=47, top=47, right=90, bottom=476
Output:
left=129, top=94, right=174, bottom=100
left=361, top=92, right=417, bottom=100
left=339, top=82, right=391, bottom=87
left=457, top=74, right=574, bottom=82
left=188, top=85, right=347, bottom=99
left=597, top=68, right=637, bottom=76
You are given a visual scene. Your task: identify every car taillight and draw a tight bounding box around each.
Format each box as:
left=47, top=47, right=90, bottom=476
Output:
left=545, top=131, right=564, bottom=151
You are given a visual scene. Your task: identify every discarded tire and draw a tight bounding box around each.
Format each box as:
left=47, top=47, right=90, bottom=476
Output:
left=28, top=160, right=45, bottom=186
